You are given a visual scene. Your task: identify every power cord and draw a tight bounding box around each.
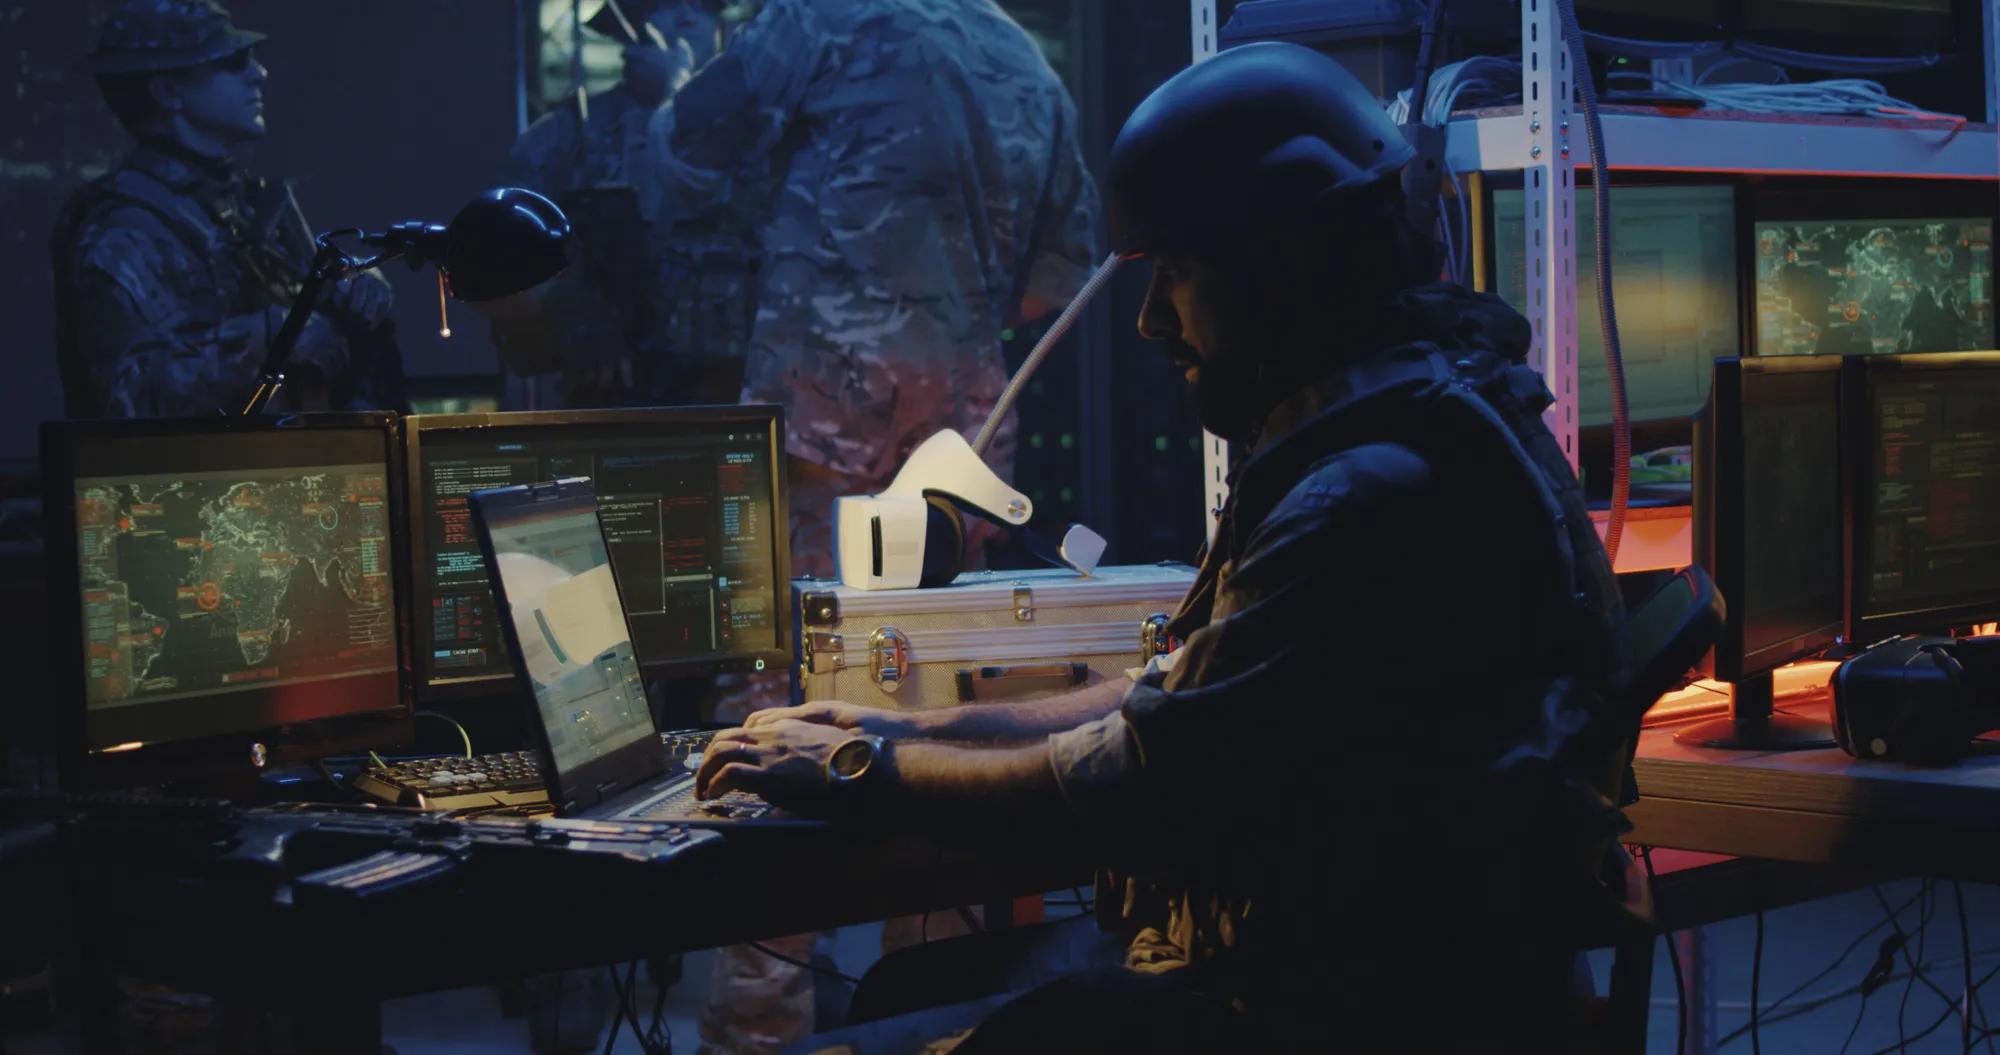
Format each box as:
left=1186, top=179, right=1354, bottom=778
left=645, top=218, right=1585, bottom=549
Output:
left=413, top=710, right=474, bottom=759
left=1715, top=886, right=1923, bottom=1044
left=1559, top=0, right=1631, bottom=564
left=1750, top=859, right=1765, bottom=1055
left=1639, top=847, right=1688, bottom=1055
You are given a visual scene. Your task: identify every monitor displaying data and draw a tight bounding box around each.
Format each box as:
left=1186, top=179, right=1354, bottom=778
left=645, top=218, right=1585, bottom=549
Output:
left=408, top=408, right=787, bottom=695
left=1853, top=356, right=2000, bottom=636
left=48, top=419, right=404, bottom=749
left=478, top=491, right=655, bottom=779
left=1491, top=184, right=1741, bottom=427
left=1755, top=218, right=1993, bottom=358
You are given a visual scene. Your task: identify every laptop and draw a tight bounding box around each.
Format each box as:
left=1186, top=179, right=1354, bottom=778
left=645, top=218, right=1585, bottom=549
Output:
left=469, top=476, right=820, bottom=828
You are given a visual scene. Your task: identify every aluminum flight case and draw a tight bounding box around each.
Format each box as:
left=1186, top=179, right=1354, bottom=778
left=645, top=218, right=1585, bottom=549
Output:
left=792, top=564, right=1197, bottom=710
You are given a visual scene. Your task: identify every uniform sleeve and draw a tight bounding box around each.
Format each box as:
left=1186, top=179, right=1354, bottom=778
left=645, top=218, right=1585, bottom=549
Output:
left=71, top=211, right=264, bottom=418
left=1022, top=93, right=1102, bottom=312
left=645, top=0, right=824, bottom=224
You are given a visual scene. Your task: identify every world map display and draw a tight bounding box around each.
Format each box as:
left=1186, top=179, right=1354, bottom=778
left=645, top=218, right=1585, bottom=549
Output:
left=1756, top=219, right=1993, bottom=358
left=74, top=465, right=395, bottom=707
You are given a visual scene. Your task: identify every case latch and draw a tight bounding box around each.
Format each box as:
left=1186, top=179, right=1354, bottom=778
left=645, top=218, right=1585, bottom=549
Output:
left=1140, top=613, right=1173, bottom=665
left=869, top=626, right=910, bottom=693
left=1012, top=585, right=1034, bottom=623
left=805, top=631, right=846, bottom=675
left=802, top=591, right=841, bottom=627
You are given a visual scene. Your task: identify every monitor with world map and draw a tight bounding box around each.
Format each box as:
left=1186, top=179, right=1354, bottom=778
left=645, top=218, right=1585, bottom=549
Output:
left=42, top=414, right=409, bottom=754
left=1751, top=182, right=1997, bottom=360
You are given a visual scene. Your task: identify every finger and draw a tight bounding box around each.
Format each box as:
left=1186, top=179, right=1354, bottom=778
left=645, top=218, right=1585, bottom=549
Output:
left=695, top=741, right=759, bottom=796
left=709, top=725, right=759, bottom=746
left=746, top=706, right=810, bottom=728
left=702, top=762, right=763, bottom=801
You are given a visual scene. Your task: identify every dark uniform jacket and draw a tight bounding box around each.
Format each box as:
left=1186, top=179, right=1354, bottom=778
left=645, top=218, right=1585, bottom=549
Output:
left=51, top=141, right=403, bottom=418
left=1049, top=284, right=1628, bottom=1047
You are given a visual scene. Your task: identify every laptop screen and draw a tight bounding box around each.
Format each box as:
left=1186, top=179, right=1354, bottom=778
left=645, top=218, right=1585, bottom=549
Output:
left=480, top=488, right=655, bottom=782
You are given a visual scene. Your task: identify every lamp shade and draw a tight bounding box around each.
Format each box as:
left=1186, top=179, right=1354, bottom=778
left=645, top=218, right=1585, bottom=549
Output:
left=438, top=188, right=574, bottom=303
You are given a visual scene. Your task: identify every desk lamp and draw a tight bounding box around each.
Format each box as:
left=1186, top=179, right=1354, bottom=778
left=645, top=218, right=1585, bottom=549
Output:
left=240, top=188, right=573, bottom=417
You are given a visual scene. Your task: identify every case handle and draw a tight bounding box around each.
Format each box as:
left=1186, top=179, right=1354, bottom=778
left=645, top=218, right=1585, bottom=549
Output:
left=953, top=662, right=1089, bottom=702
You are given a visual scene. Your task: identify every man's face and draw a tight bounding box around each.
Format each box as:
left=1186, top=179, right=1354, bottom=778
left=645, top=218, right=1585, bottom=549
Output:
left=161, top=49, right=267, bottom=142
left=1137, top=248, right=1273, bottom=445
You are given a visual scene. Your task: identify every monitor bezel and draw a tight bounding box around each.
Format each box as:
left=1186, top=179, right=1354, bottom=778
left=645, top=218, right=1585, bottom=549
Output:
left=40, top=413, right=414, bottom=784
left=402, top=405, right=793, bottom=704
left=1843, top=350, right=2000, bottom=644
left=1745, top=179, right=1999, bottom=359
left=1697, top=355, right=1848, bottom=681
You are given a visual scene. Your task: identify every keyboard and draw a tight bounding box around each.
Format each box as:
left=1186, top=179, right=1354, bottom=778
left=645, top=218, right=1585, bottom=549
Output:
left=352, top=751, right=548, bottom=811
left=351, top=730, right=728, bottom=812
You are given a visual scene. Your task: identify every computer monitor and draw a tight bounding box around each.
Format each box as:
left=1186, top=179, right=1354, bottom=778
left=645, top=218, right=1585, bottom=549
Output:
left=1845, top=352, right=2000, bottom=644
left=1676, top=356, right=1845, bottom=750
left=1752, top=185, right=1994, bottom=360
left=41, top=415, right=410, bottom=772
left=404, top=406, right=790, bottom=702
left=1488, top=181, right=1741, bottom=499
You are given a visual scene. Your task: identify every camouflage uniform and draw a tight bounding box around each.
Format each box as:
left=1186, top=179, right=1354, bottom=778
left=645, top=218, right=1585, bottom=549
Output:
left=50, top=0, right=403, bottom=419
left=647, top=0, right=1101, bottom=487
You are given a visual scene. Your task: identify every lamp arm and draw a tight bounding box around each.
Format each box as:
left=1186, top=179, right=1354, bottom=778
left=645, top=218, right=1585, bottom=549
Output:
left=237, top=230, right=405, bottom=417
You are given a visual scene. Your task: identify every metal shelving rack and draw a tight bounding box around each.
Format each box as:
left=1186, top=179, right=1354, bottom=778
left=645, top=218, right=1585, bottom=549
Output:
left=1192, top=0, right=2000, bottom=552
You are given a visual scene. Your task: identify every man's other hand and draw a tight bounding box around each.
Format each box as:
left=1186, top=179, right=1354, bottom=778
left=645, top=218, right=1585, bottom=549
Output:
left=744, top=701, right=925, bottom=739
left=695, top=719, right=851, bottom=808
left=335, top=273, right=394, bottom=328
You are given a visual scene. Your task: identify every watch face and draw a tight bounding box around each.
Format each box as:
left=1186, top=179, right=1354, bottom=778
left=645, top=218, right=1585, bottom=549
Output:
left=830, top=737, right=874, bottom=779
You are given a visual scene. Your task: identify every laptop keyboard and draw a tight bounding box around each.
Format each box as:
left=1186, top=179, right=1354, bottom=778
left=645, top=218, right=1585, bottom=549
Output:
left=623, top=781, right=778, bottom=822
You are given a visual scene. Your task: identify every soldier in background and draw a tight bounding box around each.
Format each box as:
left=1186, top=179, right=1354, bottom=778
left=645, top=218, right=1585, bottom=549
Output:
left=641, top=2, right=1101, bottom=1051
left=51, top=0, right=404, bottom=419
left=493, top=0, right=729, bottom=409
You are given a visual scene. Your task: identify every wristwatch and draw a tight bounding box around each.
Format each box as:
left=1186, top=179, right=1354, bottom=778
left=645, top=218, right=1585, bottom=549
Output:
left=826, top=734, right=888, bottom=803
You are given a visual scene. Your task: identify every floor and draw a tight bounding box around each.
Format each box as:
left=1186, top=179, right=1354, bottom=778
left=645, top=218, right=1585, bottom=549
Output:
left=10, top=884, right=2000, bottom=1052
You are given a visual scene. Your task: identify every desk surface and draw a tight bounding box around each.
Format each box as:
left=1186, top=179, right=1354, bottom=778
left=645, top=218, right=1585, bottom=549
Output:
left=1627, top=701, right=2000, bottom=881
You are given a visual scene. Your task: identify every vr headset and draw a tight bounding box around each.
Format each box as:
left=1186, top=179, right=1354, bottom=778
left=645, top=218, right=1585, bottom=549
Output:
left=832, top=430, right=1106, bottom=591
left=1832, top=636, right=2000, bottom=765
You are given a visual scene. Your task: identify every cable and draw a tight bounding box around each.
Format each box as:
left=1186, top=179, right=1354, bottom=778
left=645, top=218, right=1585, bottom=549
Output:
left=1750, top=860, right=1765, bottom=1055
left=1899, top=882, right=1939, bottom=1051
left=1870, top=1002, right=1958, bottom=1055
left=603, top=965, right=628, bottom=1055
left=1559, top=0, right=1631, bottom=564
left=1842, top=991, right=1871, bottom=1055
left=1714, top=886, right=1926, bottom=1044
left=1600, top=70, right=1965, bottom=122
left=1640, top=847, right=1689, bottom=1055
left=1958, top=882, right=1975, bottom=1053
left=749, top=942, right=861, bottom=987
left=413, top=710, right=474, bottom=759
left=971, top=252, right=1123, bottom=457
left=368, top=750, right=388, bottom=769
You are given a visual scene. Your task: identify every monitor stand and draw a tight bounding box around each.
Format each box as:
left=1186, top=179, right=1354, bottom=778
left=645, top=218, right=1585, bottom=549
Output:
left=1672, top=672, right=1836, bottom=750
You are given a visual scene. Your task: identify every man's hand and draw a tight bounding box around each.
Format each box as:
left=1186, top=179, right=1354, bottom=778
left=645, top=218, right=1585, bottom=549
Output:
left=695, top=718, right=853, bottom=809
left=337, top=273, right=395, bottom=328
left=744, top=701, right=927, bottom=739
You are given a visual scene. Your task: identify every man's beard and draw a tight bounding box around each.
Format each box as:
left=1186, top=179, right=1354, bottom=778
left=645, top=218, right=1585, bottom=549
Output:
left=1175, top=340, right=1274, bottom=447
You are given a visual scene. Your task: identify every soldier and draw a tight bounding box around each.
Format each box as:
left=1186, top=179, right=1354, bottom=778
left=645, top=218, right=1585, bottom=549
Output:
left=494, top=0, right=727, bottom=409
left=703, top=43, right=1632, bottom=1054
left=640, top=2, right=1099, bottom=1052
left=51, top=0, right=404, bottom=419
left=645, top=0, right=1101, bottom=594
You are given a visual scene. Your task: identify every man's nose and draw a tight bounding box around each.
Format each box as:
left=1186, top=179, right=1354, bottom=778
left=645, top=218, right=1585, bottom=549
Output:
left=1137, top=266, right=1178, bottom=341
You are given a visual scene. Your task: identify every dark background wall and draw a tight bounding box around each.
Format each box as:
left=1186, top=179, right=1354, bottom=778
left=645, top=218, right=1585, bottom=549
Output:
left=0, top=0, right=520, bottom=460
